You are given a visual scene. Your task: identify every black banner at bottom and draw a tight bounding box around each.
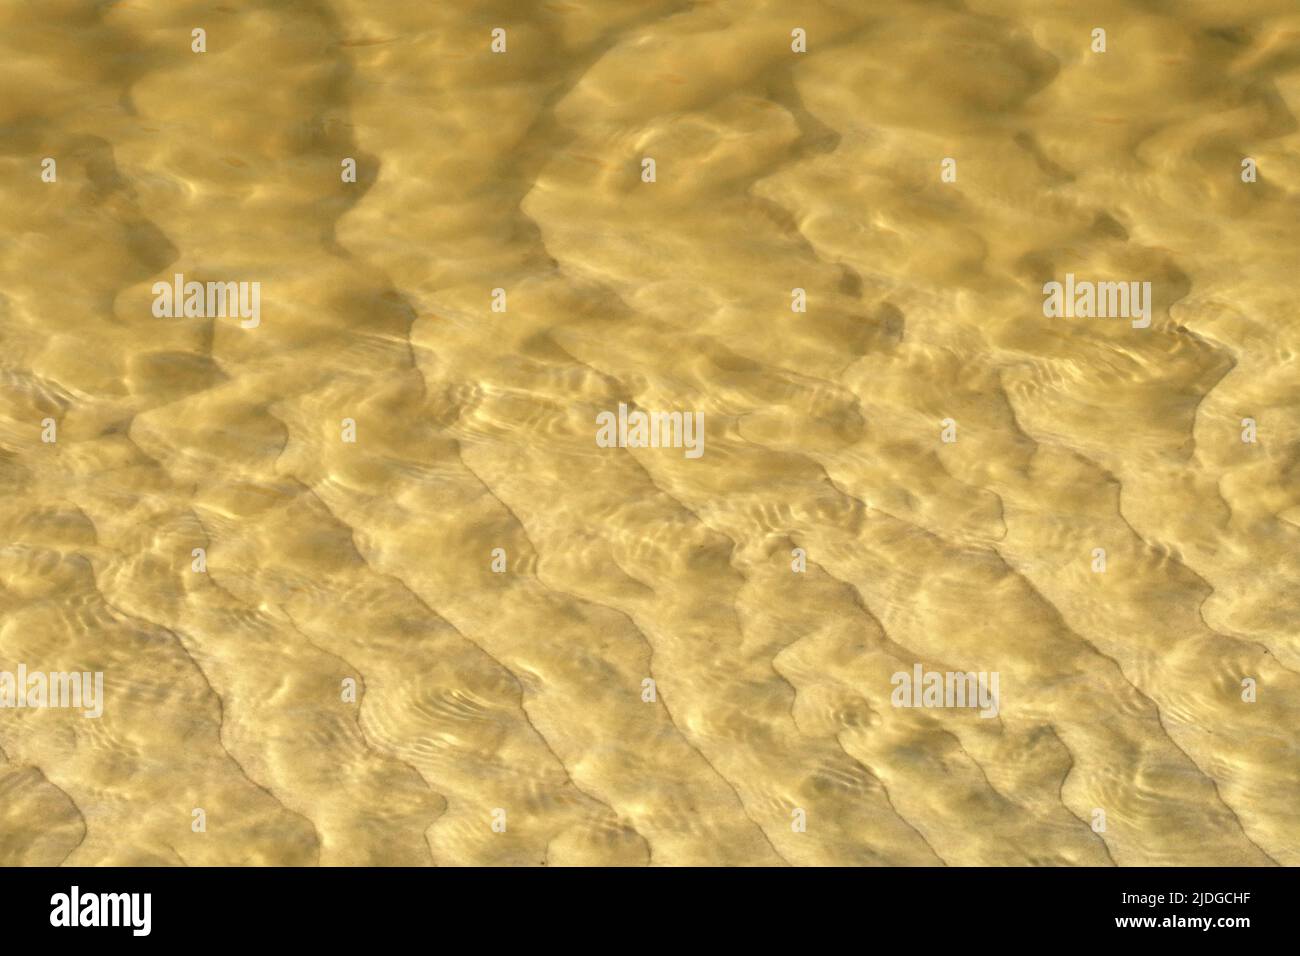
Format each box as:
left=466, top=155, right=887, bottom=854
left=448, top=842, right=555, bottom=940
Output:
left=0, top=866, right=1288, bottom=943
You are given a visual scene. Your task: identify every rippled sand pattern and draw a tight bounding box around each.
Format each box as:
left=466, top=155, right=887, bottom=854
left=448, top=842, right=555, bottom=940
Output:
left=1, top=1, right=1298, bottom=866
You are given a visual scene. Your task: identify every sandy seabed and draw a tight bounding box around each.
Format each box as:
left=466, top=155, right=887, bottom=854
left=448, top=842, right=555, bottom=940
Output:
left=0, top=0, right=1297, bottom=866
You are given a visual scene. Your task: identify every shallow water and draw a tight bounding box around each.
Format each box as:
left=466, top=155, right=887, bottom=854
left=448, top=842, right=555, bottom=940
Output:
left=0, top=0, right=1297, bottom=865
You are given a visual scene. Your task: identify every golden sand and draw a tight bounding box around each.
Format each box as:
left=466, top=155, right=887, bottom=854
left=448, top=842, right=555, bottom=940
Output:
left=0, top=0, right=1297, bottom=866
